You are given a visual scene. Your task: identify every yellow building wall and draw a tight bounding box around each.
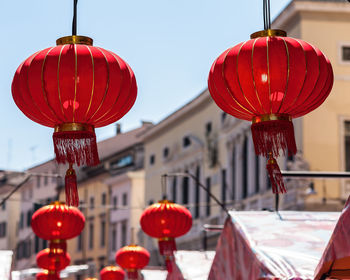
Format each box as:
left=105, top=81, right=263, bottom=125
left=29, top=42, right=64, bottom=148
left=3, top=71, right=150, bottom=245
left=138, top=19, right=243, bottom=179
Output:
left=144, top=94, right=226, bottom=217
left=60, top=175, right=110, bottom=279
left=299, top=10, right=350, bottom=206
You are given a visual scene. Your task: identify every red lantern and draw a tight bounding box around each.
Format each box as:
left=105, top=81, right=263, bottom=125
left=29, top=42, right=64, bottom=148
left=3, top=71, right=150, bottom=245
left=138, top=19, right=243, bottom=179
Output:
left=100, top=265, right=125, bottom=280
left=12, top=35, right=137, bottom=206
left=140, top=200, right=192, bottom=258
left=36, top=270, right=60, bottom=280
left=31, top=202, right=85, bottom=253
left=208, top=29, right=333, bottom=193
left=116, top=244, right=150, bottom=279
left=36, top=248, right=70, bottom=271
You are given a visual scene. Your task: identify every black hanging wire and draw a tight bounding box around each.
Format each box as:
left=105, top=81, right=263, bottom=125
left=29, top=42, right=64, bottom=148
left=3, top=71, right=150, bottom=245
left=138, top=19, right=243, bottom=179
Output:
left=72, top=0, right=78, bottom=36
left=263, top=0, right=271, bottom=30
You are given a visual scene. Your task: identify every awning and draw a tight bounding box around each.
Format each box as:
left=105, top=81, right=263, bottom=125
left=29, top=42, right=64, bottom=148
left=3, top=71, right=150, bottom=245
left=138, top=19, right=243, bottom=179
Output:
left=209, top=211, right=339, bottom=280
left=315, top=198, right=350, bottom=279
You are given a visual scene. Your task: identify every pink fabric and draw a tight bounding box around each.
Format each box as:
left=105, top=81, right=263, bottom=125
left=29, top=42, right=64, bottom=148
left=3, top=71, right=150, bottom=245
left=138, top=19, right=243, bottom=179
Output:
left=314, top=197, right=350, bottom=279
left=208, top=217, right=272, bottom=280
left=209, top=211, right=339, bottom=280
left=166, top=260, right=185, bottom=280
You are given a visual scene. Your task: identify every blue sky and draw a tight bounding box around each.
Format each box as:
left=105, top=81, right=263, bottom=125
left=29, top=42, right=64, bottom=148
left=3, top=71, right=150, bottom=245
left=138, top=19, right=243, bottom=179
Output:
left=0, top=0, right=290, bottom=170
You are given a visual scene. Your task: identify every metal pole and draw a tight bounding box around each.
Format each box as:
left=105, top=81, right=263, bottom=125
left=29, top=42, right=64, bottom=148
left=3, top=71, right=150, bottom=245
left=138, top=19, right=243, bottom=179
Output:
left=281, top=170, right=350, bottom=178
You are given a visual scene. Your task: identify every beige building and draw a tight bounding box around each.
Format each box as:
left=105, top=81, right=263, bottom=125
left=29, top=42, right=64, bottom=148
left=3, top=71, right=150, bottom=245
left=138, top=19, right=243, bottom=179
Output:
left=273, top=0, right=350, bottom=210
left=142, top=89, right=304, bottom=260
left=62, top=122, right=152, bottom=280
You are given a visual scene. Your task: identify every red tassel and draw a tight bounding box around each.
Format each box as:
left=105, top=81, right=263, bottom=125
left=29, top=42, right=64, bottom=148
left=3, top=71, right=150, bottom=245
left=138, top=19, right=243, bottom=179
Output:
left=65, top=167, right=79, bottom=207
left=127, top=270, right=138, bottom=280
left=47, top=271, right=60, bottom=280
left=251, top=119, right=297, bottom=158
left=266, top=156, right=286, bottom=194
left=165, top=256, right=174, bottom=273
left=53, top=130, right=100, bottom=166
left=158, top=238, right=176, bottom=257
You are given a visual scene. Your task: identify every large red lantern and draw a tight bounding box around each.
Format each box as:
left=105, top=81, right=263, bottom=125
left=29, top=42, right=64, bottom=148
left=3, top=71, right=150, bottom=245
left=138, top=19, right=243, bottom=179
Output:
left=208, top=29, right=333, bottom=193
left=36, top=248, right=71, bottom=271
left=36, top=270, right=60, bottom=280
left=12, top=35, right=137, bottom=206
left=116, top=244, right=150, bottom=280
left=140, top=200, right=192, bottom=257
left=100, top=265, right=125, bottom=280
left=31, top=202, right=85, bottom=253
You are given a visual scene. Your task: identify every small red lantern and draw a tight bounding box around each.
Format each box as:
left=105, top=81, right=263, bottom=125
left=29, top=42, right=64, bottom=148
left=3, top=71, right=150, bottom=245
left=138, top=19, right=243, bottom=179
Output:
left=208, top=29, right=333, bottom=193
left=100, top=265, right=125, bottom=280
left=36, top=248, right=70, bottom=271
left=116, top=244, right=150, bottom=280
left=36, top=270, right=60, bottom=280
left=31, top=202, right=85, bottom=253
left=12, top=35, right=137, bottom=206
left=140, top=200, right=192, bottom=258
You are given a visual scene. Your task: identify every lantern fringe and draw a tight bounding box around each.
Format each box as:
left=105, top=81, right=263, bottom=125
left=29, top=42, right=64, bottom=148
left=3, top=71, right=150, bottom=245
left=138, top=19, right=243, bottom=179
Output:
left=266, top=156, right=287, bottom=194
left=158, top=239, right=176, bottom=257
left=47, top=272, right=59, bottom=280
left=65, top=167, right=79, bottom=207
left=165, top=258, right=173, bottom=273
left=53, top=130, right=100, bottom=166
left=251, top=119, right=297, bottom=158
left=127, top=270, right=138, bottom=280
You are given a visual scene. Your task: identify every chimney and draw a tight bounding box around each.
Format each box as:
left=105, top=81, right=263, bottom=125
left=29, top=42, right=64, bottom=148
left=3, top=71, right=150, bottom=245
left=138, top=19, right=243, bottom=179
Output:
left=116, top=123, right=121, bottom=135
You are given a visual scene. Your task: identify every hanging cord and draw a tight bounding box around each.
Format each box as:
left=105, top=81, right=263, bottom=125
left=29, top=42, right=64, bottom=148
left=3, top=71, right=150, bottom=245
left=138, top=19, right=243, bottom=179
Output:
left=263, top=0, right=271, bottom=30
left=161, top=174, right=168, bottom=200
left=72, top=0, right=78, bottom=36
left=164, top=172, right=229, bottom=215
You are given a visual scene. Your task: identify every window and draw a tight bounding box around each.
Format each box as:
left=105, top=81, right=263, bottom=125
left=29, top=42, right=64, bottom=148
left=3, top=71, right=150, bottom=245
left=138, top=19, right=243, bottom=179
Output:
left=342, top=46, right=350, bottom=62
left=172, top=177, right=177, bottom=203
left=77, top=233, right=82, bottom=252
left=149, top=155, right=155, bottom=165
left=113, top=196, right=117, bottom=209
left=221, top=112, right=227, bottom=123
left=183, top=136, right=191, bottom=148
left=122, top=193, right=128, bottom=206
left=101, top=193, right=106, bottom=206
left=121, top=220, right=127, bottom=247
left=90, top=197, right=94, bottom=210
left=163, top=147, right=169, bottom=158
left=182, top=174, right=189, bottom=205
left=26, top=210, right=32, bottom=227
left=100, top=220, right=106, bottom=247
left=221, top=169, right=227, bottom=207
left=0, top=222, right=6, bottom=238
left=206, top=122, right=212, bottom=135
left=35, top=236, right=40, bottom=253
left=112, top=226, right=117, bottom=251
left=20, top=212, right=24, bottom=229
left=2, top=201, right=5, bottom=211
left=255, top=155, right=260, bottom=194
left=206, top=177, right=211, bottom=217
left=36, top=176, right=41, bottom=188
left=242, top=137, right=248, bottom=199
left=89, top=223, right=94, bottom=249
left=44, top=175, right=48, bottom=186
left=195, top=166, right=200, bottom=219
left=231, top=147, right=236, bottom=200
left=111, top=155, right=133, bottom=169
left=345, top=121, right=350, bottom=171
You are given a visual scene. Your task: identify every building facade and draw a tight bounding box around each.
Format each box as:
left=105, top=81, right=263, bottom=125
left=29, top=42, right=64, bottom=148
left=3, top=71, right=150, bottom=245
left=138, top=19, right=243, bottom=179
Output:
left=14, top=160, right=61, bottom=272
left=63, top=122, right=152, bottom=279
left=142, top=89, right=305, bottom=261
left=273, top=0, right=350, bottom=210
